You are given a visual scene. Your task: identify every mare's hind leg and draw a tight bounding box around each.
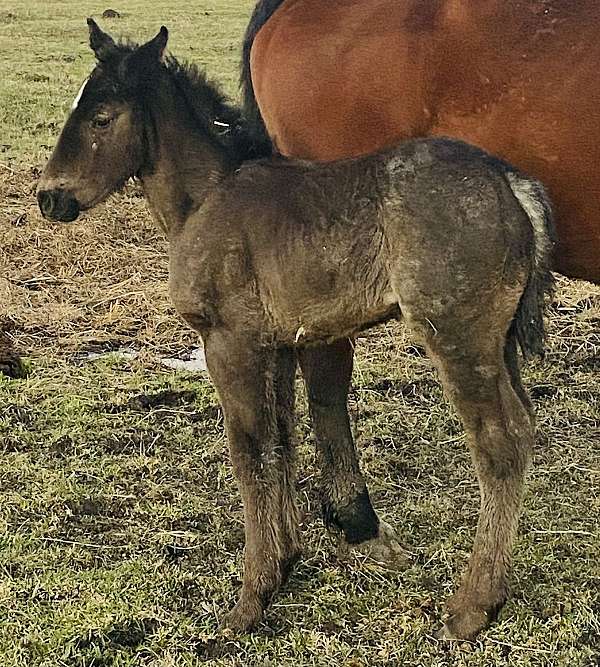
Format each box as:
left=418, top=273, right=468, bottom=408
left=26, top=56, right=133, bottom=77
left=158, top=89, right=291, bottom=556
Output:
left=299, top=339, right=406, bottom=566
left=204, top=329, right=301, bottom=632
left=403, top=304, right=534, bottom=640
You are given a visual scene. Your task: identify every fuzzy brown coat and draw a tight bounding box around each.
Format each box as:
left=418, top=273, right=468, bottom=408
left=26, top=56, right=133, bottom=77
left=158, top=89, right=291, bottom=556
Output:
left=38, top=22, right=554, bottom=640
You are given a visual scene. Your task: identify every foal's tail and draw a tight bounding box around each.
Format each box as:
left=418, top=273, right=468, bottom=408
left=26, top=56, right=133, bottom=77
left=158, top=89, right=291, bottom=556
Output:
left=505, top=173, right=556, bottom=358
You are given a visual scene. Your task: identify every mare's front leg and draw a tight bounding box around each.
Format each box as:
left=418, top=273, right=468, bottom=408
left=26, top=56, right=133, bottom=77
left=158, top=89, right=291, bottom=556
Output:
left=204, top=329, right=301, bottom=632
left=299, top=339, right=406, bottom=566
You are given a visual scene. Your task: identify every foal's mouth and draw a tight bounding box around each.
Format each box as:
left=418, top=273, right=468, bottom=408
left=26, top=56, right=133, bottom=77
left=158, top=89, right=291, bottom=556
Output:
left=37, top=182, right=126, bottom=223
left=37, top=189, right=81, bottom=223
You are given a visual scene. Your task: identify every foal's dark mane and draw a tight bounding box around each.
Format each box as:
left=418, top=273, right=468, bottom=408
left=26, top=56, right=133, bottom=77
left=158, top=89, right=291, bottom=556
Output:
left=98, top=39, right=263, bottom=164
left=164, top=55, right=262, bottom=163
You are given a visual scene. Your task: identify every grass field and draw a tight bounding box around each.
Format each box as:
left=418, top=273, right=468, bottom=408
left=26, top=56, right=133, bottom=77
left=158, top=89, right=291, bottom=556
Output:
left=1, top=2, right=599, bottom=666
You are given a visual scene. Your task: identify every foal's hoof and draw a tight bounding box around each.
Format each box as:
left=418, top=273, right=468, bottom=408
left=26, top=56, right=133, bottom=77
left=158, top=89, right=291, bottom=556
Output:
left=220, top=597, right=264, bottom=634
left=340, top=520, right=410, bottom=570
left=436, top=607, right=493, bottom=642
left=437, top=588, right=505, bottom=640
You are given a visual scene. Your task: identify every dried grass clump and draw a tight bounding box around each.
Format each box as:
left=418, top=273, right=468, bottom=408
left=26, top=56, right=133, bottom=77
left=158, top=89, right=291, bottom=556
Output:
left=1, top=166, right=197, bottom=359
left=2, top=165, right=599, bottom=370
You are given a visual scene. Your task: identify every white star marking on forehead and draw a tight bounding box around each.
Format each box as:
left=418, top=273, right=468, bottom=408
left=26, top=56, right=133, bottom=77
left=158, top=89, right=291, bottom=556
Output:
left=71, top=77, right=90, bottom=110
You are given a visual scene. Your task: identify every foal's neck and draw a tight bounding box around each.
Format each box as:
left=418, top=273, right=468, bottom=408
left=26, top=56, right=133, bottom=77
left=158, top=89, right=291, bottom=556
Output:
left=139, top=73, right=235, bottom=237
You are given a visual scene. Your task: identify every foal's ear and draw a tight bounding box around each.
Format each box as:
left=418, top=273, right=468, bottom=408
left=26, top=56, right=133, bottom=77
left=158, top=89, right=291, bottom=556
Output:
left=137, top=26, right=169, bottom=63
left=124, top=27, right=168, bottom=84
left=87, top=18, right=117, bottom=61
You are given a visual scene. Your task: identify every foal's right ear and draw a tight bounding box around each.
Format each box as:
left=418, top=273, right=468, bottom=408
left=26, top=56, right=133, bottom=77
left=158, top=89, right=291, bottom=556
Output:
left=87, top=18, right=117, bottom=61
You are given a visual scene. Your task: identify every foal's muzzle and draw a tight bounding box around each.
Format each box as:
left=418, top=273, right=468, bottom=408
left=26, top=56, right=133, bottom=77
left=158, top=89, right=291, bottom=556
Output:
left=37, top=189, right=80, bottom=222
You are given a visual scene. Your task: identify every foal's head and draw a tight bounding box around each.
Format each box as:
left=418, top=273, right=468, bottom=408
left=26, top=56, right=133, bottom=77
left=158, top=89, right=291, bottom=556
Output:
left=37, top=20, right=168, bottom=222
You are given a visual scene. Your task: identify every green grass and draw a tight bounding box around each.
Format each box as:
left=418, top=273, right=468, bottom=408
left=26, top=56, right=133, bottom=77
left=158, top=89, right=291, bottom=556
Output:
left=0, top=0, right=252, bottom=164
left=1, top=327, right=598, bottom=666
left=1, top=1, right=599, bottom=666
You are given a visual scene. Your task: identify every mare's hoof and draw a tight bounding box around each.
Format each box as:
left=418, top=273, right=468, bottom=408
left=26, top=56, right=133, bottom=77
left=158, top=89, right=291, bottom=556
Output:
left=220, top=597, right=264, bottom=634
left=340, top=520, right=410, bottom=570
left=436, top=606, right=494, bottom=642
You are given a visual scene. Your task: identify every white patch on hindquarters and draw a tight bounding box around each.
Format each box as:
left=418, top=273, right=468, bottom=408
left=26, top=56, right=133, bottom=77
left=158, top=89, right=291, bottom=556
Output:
left=506, top=172, right=554, bottom=271
left=71, top=77, right=90, bottom=110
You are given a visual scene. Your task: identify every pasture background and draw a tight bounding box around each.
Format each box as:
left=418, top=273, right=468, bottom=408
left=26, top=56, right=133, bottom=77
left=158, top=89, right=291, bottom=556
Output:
left=0, top=1, right=598, bottom=665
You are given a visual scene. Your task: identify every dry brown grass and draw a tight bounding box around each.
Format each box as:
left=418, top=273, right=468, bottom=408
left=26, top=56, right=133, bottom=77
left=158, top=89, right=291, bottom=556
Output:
left=1, top=166, right=196, bottom=359
left=3, top=163, right=599, bottom=364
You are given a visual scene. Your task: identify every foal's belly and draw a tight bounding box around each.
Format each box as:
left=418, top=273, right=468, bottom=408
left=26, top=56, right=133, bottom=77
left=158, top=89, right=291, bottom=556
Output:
left=271, top=295, right=399, bottom=346
left=258, top=248, right=398, bottom=344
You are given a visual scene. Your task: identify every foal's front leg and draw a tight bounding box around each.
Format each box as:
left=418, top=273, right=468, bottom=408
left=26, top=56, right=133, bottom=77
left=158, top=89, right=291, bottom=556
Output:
left=204, top=329, right=300, bottom=632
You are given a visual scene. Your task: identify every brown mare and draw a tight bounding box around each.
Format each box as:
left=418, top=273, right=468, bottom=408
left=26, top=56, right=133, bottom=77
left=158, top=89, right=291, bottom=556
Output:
left=38, top=22, right=554, bottom=640
left=243, top=0, right=600, bottom=282
left=242, top=0, right=599, bottom=629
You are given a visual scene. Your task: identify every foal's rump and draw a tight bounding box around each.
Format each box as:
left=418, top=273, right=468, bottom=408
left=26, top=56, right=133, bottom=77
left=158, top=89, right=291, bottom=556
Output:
left=382, top=138, right=554, bottom=354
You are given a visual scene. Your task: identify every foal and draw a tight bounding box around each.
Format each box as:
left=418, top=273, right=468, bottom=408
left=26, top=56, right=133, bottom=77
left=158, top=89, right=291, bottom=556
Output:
left=38, top=22, right=554, bottom=641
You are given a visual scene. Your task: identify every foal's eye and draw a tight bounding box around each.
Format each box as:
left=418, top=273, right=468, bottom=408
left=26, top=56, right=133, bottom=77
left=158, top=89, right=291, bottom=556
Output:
left=92, top=115, right=113, bottom=129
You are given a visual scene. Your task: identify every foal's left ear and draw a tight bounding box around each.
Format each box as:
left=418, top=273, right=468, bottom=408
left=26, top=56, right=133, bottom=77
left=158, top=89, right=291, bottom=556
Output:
left=121, top=27, right=168, bottom=88
left=137, top=26, right=169, bottom=63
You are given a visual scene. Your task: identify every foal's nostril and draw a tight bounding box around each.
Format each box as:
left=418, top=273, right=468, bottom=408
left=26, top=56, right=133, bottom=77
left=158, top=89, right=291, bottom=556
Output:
left=37, top=190, right=56, bottom=218
left=36, top=187, right=80, bottom=222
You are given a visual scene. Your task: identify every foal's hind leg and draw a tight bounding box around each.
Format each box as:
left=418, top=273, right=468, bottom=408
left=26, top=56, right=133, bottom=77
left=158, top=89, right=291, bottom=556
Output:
left=399, top=290, right=534, bottom=640
left=204, top=330, right=300, bottom=632
left=299, top=340, right=406, bottom=566
left=424, top=326, right=533, bottom=640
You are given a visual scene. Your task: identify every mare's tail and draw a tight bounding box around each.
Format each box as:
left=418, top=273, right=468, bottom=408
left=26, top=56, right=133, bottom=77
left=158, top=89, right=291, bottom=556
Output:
left=505, top=172, right=556, bottom=358
left=240, top=0, right=288, bottom=157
